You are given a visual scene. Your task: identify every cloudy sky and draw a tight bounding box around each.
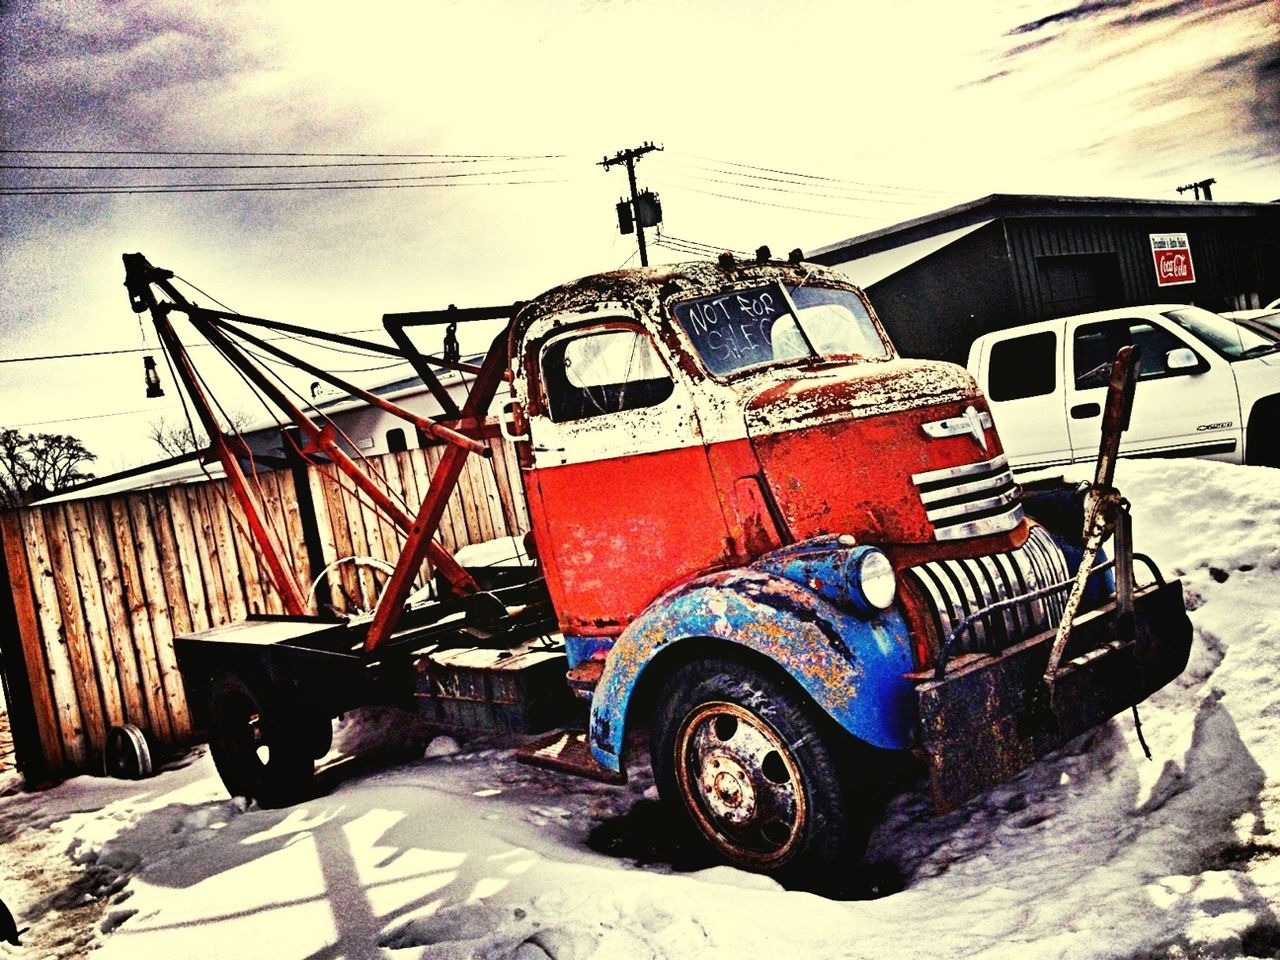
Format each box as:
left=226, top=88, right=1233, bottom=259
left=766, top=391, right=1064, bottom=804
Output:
left=2, top=0, right=1277, bottom=472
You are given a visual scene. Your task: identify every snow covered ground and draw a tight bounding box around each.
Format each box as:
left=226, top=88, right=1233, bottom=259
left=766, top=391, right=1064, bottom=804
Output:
left=1, top=459, right=1277, bottom=960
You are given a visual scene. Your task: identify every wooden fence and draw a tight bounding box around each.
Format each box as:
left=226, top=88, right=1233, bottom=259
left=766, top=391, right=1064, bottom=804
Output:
left=0, top=438, right=529, bottom=782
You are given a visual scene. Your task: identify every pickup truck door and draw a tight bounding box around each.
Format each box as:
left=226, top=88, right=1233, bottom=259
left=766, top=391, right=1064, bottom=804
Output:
left=971, top=325, right=1074, bottom=471
left=518, top=315, right=731, bottom=634
left=1064, top=314, right=1242, bottom=462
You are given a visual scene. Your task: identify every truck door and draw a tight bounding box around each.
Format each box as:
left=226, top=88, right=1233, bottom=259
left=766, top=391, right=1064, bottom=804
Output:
left=519, top=316, right=730, bottom=634
left=1065, top=315, right=1242, bottom=462
left=973, top=325, right=1074, bottom=471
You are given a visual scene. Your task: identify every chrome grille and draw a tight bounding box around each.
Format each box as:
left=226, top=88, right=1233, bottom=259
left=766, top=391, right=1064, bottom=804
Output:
left=911, top=453, right=1023, bottom=541
left=904, top=526, right=1070, bottom=655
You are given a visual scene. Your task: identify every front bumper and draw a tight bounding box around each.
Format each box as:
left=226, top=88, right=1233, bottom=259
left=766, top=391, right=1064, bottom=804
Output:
left=913, top=577, right=1192, bottom=812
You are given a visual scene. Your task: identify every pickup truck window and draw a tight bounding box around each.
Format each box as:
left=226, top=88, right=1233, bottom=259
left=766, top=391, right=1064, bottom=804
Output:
left=672, top=283, right=888, bottom=377
left=1163, top=306, right=1277, bottom=359
left=988, top=331, right=1056, bottom=400
left=541, top=327, right=674, bottom=422
left=1073, top=319, right=1192, bottom=388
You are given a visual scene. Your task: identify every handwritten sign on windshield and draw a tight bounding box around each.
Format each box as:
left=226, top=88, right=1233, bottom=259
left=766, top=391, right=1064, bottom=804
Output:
left=672, top=284, right=795, bottom=375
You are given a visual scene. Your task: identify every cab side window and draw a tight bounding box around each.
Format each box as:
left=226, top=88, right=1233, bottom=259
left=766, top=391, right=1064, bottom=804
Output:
left=988, top=331, right=1056, bottom=401
left=1074, top=319, right=1196, bottom=389
left=1073, top=321, right=1133, bottom=389
left=540, top=327, right=674, bottom=423
left=1129, top=321, right=1199, bottom=379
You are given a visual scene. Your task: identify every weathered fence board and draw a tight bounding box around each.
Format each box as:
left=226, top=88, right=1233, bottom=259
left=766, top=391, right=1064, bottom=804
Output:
left=0, top=437, right=530, bottom=781
left=142, top=492, right=194, bottom=741
left=43, top=504, right=108, bottom=758
left=0, top=511, right=65, bottom=774
left=85, top=500, right=147, bottom=732
left=107, top=498, right=174, bottom=745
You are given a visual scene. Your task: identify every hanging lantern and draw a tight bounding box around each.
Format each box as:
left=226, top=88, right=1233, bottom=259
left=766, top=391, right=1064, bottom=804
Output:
left=143, top=355, right=165, bottom=398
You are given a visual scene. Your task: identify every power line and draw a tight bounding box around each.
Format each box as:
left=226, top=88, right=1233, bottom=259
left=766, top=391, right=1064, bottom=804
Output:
left=655, top=170, right=927, bottom=207
left=0, top=149, right=570, bottom=158
left=1, top=166, right=562, bottom=194
left=654, top=237, right=726, bottom=258
left=647, top=180, right=887, bottom=219
left=0, top=327, right=386, bottom=365
left=654, top=229, right=750, bottom=258
left=2, top=159, right=567, bottom=171
left=0, top=345, right=164, bottom=364
left=4, top=406, right=181, bottom=430
left=670, top=151, right=957, bottom=199
left=1, top=177, right=569, bottom=197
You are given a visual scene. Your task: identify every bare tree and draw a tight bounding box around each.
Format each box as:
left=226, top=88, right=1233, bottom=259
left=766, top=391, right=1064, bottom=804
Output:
left=147, top=411, right=252, bottom=458
left=0, top=429, right=97, bottom=507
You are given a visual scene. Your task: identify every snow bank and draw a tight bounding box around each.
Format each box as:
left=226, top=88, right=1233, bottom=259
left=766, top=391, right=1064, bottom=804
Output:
left=0, top=459, right=1277, bottom=959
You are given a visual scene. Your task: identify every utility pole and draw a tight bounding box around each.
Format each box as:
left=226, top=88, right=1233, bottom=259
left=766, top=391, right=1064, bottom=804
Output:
left=601, top=142, right=663, bottom=266
left=1176, top=177, right=1216, bottom=201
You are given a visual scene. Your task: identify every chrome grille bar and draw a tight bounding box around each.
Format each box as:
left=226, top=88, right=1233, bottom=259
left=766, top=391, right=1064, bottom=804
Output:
left=904, top=526, right=1070, bottom=657
left=911, top=453, right=1023, bottom=542
left=925, top=487, right=1021, bottom=523
left=932, top=504, right=1024, bottom=542
left=911, top=453, right=1009, bottom=486
left=918, top=472, right=1017, bottom=506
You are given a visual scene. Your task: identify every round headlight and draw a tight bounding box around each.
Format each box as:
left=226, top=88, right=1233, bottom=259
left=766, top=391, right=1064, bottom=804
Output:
left=854, top=548, right=897, bottom=612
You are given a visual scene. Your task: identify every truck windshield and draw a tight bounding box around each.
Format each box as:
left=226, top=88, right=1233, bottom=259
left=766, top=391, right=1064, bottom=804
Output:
left=1162, top=306, right=1277, bottom=359
left=672, top=283, right=889, bottom=376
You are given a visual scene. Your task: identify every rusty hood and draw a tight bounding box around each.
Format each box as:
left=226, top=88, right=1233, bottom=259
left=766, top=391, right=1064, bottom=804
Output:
left=743, top=359, right=1008, bottom=545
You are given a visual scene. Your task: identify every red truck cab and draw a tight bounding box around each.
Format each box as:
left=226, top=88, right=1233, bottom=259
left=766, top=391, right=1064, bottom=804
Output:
left=511, top=258, right=1043, bottom=668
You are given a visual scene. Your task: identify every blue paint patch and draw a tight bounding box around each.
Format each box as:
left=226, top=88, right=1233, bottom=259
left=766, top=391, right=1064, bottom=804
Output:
left=564, top=635, right=615, bottom=669
left=754, top=539, right=890, bottom=618
left=1052, top=537, right=1115, bottom=605
left=587, top=564, right=917, bottom=773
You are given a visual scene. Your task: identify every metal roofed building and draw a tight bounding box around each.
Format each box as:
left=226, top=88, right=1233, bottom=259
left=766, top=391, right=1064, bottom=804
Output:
left=808, top=193, right=1280, bottom=364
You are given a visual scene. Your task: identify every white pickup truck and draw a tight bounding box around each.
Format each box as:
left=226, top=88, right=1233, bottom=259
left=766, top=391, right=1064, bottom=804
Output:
left=967, top=304, right=1280, bottom=472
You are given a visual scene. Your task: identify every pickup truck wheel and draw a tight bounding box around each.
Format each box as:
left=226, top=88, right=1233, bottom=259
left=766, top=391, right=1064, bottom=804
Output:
left=207, top=671, right=315, bottom=807
left=1246, top=401, right=1280, bottom=467
left=651, top=658, right=868, bottom=886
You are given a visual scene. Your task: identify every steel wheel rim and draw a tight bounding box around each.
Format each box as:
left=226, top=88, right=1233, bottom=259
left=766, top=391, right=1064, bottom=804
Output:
left=219, top=687, right=269, bottom=774
left=674, top=700, right=807, bottom=867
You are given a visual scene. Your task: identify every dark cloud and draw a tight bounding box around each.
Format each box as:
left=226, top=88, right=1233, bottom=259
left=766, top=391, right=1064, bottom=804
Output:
left=0, top=0, right=378, bottom=238
left=974, top=0, right=1279, bottom=169
left=1006, top=0, right=1218, bottom=37
left=0, top=0, right=273, bottom=148
left=1007, top=0, right=1135, bottom=36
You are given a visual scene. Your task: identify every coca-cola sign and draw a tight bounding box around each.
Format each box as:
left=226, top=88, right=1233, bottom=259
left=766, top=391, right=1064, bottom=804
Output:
left=1151, top=232, right=1196, bottom=287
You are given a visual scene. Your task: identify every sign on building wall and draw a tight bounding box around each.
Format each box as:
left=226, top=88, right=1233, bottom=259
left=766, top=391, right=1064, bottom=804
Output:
left=1150, top=232, right=1196, bottom=287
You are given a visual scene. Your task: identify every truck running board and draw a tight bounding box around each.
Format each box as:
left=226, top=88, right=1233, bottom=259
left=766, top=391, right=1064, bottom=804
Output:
left=914, top=578, right=1191, bottom=813
left=515, top=730, right=627, bottom=785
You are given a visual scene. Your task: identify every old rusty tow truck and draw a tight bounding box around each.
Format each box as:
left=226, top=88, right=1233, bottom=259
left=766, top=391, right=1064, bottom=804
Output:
left=121, top=251, right=1192, bottom=888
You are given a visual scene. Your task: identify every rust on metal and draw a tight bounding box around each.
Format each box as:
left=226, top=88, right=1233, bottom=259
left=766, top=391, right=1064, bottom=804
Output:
left=1042, top=345, right=1141, bottom=695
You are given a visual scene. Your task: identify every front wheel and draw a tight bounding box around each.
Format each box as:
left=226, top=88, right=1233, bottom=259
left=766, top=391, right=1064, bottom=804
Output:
left=207, top=671, right=316, bottom=807
left=650, top=657, right=870, bottom=887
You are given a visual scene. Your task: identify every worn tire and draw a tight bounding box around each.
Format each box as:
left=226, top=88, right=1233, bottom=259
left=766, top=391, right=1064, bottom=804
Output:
left=207, top=671, right=315, bottom=807
left=650, top=657, right=870, bottom=888
left=1245, top=399, right=1280, bottom=467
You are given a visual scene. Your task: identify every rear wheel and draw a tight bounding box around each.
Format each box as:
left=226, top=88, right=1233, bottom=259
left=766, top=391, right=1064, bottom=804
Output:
left=650, top=657, right=869, bottom=887
left=207, top=671, right=315, bottom=807
left=1246, top=399, right=1280, bottom=467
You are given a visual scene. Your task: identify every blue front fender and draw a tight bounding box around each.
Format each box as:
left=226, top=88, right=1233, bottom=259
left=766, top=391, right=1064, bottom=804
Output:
left=587, top=568, right=917, bottom=772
